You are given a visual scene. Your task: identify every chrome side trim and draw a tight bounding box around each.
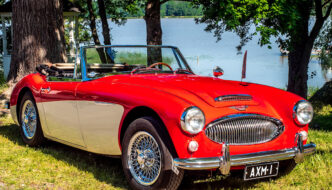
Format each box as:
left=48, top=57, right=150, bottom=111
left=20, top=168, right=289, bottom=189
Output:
left=173, top=142, right=316, bottom=172
left=10, top=105, right=19, bottom=125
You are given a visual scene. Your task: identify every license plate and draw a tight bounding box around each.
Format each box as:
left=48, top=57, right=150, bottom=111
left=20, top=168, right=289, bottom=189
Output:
left=244, top=162, right=279, bottom=180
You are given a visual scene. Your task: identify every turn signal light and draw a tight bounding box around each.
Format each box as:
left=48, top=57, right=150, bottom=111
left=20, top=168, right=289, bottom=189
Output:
left=188, top=140, right=199, bottom=152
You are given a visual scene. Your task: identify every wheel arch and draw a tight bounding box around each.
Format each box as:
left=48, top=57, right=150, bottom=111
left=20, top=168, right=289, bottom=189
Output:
left=120, top=106, right=178, bottom=158
left=16, top=87, right=33, bottom=122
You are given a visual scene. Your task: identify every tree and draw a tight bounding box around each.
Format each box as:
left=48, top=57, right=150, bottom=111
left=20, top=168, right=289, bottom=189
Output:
left=80, top=0, right=131, bottom=63
left=7, top=0, right=67, bottom=83
left=86, top=0, right=107, bottom=63
left=194, top=0, right=332, bottom=98
left=145, top=0, right=164, bottom=64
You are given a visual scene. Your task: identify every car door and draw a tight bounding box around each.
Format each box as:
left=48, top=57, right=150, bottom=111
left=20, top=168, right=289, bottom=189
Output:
left=75, top=79, right=124, bottom=155
left=40, top=77, right=85, bottom=147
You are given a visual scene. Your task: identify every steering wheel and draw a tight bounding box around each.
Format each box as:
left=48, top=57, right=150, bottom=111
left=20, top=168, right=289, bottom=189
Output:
left=147, top=62, right=173, bottom=72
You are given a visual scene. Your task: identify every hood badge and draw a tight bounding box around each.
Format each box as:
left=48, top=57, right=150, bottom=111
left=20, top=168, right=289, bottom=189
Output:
left=230, top=105, right=248, bottom=111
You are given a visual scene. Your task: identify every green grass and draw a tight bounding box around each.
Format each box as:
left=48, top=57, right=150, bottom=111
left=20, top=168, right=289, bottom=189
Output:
left=0, top=111, right=331, bottom=189
left=0, top=116, right=128, bottom=189
left=310, top=104, right=332, bottom=131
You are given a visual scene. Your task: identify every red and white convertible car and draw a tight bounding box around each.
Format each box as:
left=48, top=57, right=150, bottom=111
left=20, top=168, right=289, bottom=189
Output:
left=10, top=45, right=316, bottom=189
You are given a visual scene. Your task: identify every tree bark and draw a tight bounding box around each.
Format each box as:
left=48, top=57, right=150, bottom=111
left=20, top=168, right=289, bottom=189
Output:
left=145, top=0, right=163, bottom=65
left=287, top=2, right=328, bottom=99
left=87, top=0, right=107, bottom=64
left=97, top=0, right=111, bottom=45
left=97, top=0, right=114, bottom=63
left=7, top=0, right=67, bottom=83
left=287, top=44, right=311, bottom=98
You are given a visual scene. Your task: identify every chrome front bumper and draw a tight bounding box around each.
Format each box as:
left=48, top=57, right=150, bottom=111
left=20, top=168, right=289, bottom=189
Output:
left=174, top=134, right=316, bottom=175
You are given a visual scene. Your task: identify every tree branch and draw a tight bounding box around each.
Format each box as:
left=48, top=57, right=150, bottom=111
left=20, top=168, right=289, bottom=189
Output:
left=315, top=0, right=323, bottom=19
left=323, top=2, right=332, bottom=20
left=322, top=0, right=332, bottom=7
left=160, top=0, right=169, bottom=4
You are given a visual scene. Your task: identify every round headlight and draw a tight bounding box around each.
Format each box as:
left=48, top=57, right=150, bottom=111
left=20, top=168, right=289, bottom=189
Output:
left=293, top=100, right=314, bottom=125
left=181, top=107, right=205, bottom=134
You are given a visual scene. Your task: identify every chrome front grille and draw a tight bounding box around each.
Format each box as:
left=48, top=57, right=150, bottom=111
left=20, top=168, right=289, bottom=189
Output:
left=205, top=114, right=284, bottom=145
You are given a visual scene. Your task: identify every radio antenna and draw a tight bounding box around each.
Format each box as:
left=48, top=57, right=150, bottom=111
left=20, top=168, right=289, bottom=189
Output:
left=241, top=50, right=248, bottom=84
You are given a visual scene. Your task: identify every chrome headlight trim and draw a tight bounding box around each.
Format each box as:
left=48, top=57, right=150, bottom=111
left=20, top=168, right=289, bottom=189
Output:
left=293, top=100, right=314, bottom=126
left=181, top=106, right=205, bottom=134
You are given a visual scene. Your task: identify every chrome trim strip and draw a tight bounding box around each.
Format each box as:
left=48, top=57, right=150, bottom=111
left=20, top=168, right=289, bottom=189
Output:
left=10, top=105, right=19, bottom=125
left=173, top=143, right=316, bottom=171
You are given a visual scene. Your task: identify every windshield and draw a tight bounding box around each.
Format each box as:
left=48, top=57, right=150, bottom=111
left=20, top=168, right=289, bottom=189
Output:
left=80, top=45, right=193, bottom=79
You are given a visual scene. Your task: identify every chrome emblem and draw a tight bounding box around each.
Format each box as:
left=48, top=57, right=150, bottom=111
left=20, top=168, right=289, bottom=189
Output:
left=230, top=105, right=248, bottom=111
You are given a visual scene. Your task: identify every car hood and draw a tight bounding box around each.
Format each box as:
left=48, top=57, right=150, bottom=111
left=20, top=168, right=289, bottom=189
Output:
left=101, top=74, right=297, bottom=108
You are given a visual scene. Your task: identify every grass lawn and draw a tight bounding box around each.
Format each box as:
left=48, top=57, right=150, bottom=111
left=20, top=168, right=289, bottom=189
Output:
left=0, top=108, right=331, bottom=189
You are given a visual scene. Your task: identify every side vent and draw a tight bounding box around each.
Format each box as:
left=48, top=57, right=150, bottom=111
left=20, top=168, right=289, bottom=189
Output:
left=215, top=94, right=252, bottom=102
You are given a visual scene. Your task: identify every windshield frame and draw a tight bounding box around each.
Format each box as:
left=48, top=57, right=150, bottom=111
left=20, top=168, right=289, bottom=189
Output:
left=77, top=45, right=193, bottom=81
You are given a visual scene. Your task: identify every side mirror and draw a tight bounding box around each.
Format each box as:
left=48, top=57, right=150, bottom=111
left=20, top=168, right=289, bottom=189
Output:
left=213, top=66, right=224, bottom=78
left=87, top=71, right=98, bottom=78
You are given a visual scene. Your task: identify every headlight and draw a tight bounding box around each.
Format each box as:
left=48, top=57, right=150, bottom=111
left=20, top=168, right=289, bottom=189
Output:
left=293, top=100, right=314, bottom=125
left=181, top=107, right=205, bottom=134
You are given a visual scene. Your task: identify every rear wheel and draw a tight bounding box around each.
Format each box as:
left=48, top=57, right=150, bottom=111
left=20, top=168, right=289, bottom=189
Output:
left=122, top=117, right=184, bottom=190
left=18, top=92, right=45, bottom=146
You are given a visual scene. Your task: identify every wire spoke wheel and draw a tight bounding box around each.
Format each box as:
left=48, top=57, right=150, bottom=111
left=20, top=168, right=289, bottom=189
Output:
left=21, top=100, right=37, bottom=139
left=127, top=131, right=162, bottom=186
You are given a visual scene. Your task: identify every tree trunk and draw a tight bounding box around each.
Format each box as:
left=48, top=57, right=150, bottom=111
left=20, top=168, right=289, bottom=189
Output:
left=87, top=0, right=107, bottom=64
left=7, top=0, right=67, bottom=83
left=145, top=0, right=162, bottom=65
left=97, top=0, right=114, bottom=63
left=287, top=45, right=311, bottom=98
left=97, top=0, right=111, bottom=45
left=287, top=3, right=326, bottom=99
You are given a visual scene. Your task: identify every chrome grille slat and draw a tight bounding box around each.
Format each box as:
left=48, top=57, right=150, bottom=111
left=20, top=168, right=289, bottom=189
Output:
left=205, top=114, right=284, bottom=145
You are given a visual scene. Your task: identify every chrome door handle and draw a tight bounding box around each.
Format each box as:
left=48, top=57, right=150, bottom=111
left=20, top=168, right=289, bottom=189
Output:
left=41, top=87, right=51, bottom=93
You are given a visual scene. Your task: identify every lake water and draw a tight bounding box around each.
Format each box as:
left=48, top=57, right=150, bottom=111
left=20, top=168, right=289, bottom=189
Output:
left=102, top=18, right=331, bottom=89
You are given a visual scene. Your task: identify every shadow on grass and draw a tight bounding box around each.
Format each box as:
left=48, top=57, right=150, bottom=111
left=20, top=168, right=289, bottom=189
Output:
left=310, top=113, right=332, bottom=132
left=0, top=121, right=128, bottom=189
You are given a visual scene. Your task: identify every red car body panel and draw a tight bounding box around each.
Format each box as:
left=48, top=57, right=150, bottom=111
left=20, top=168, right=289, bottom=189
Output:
left=10, top=73, right=308, bottom=159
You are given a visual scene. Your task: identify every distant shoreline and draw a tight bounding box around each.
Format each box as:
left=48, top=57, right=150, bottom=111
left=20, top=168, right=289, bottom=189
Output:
left=125, top=16, right=202, bottom=19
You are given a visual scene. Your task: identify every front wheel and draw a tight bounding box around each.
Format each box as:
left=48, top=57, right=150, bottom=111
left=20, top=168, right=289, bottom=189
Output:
left=122, top=117, right=184, bottom=190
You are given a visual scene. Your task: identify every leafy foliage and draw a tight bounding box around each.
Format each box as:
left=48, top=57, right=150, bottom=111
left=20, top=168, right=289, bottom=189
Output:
left=315, top=18, right=332, bottom=69
left=67, top=0, right=137, bottom=44
left=193, top=0, right=331, bottom=52
left=126, top=1, right=203, bottom=17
